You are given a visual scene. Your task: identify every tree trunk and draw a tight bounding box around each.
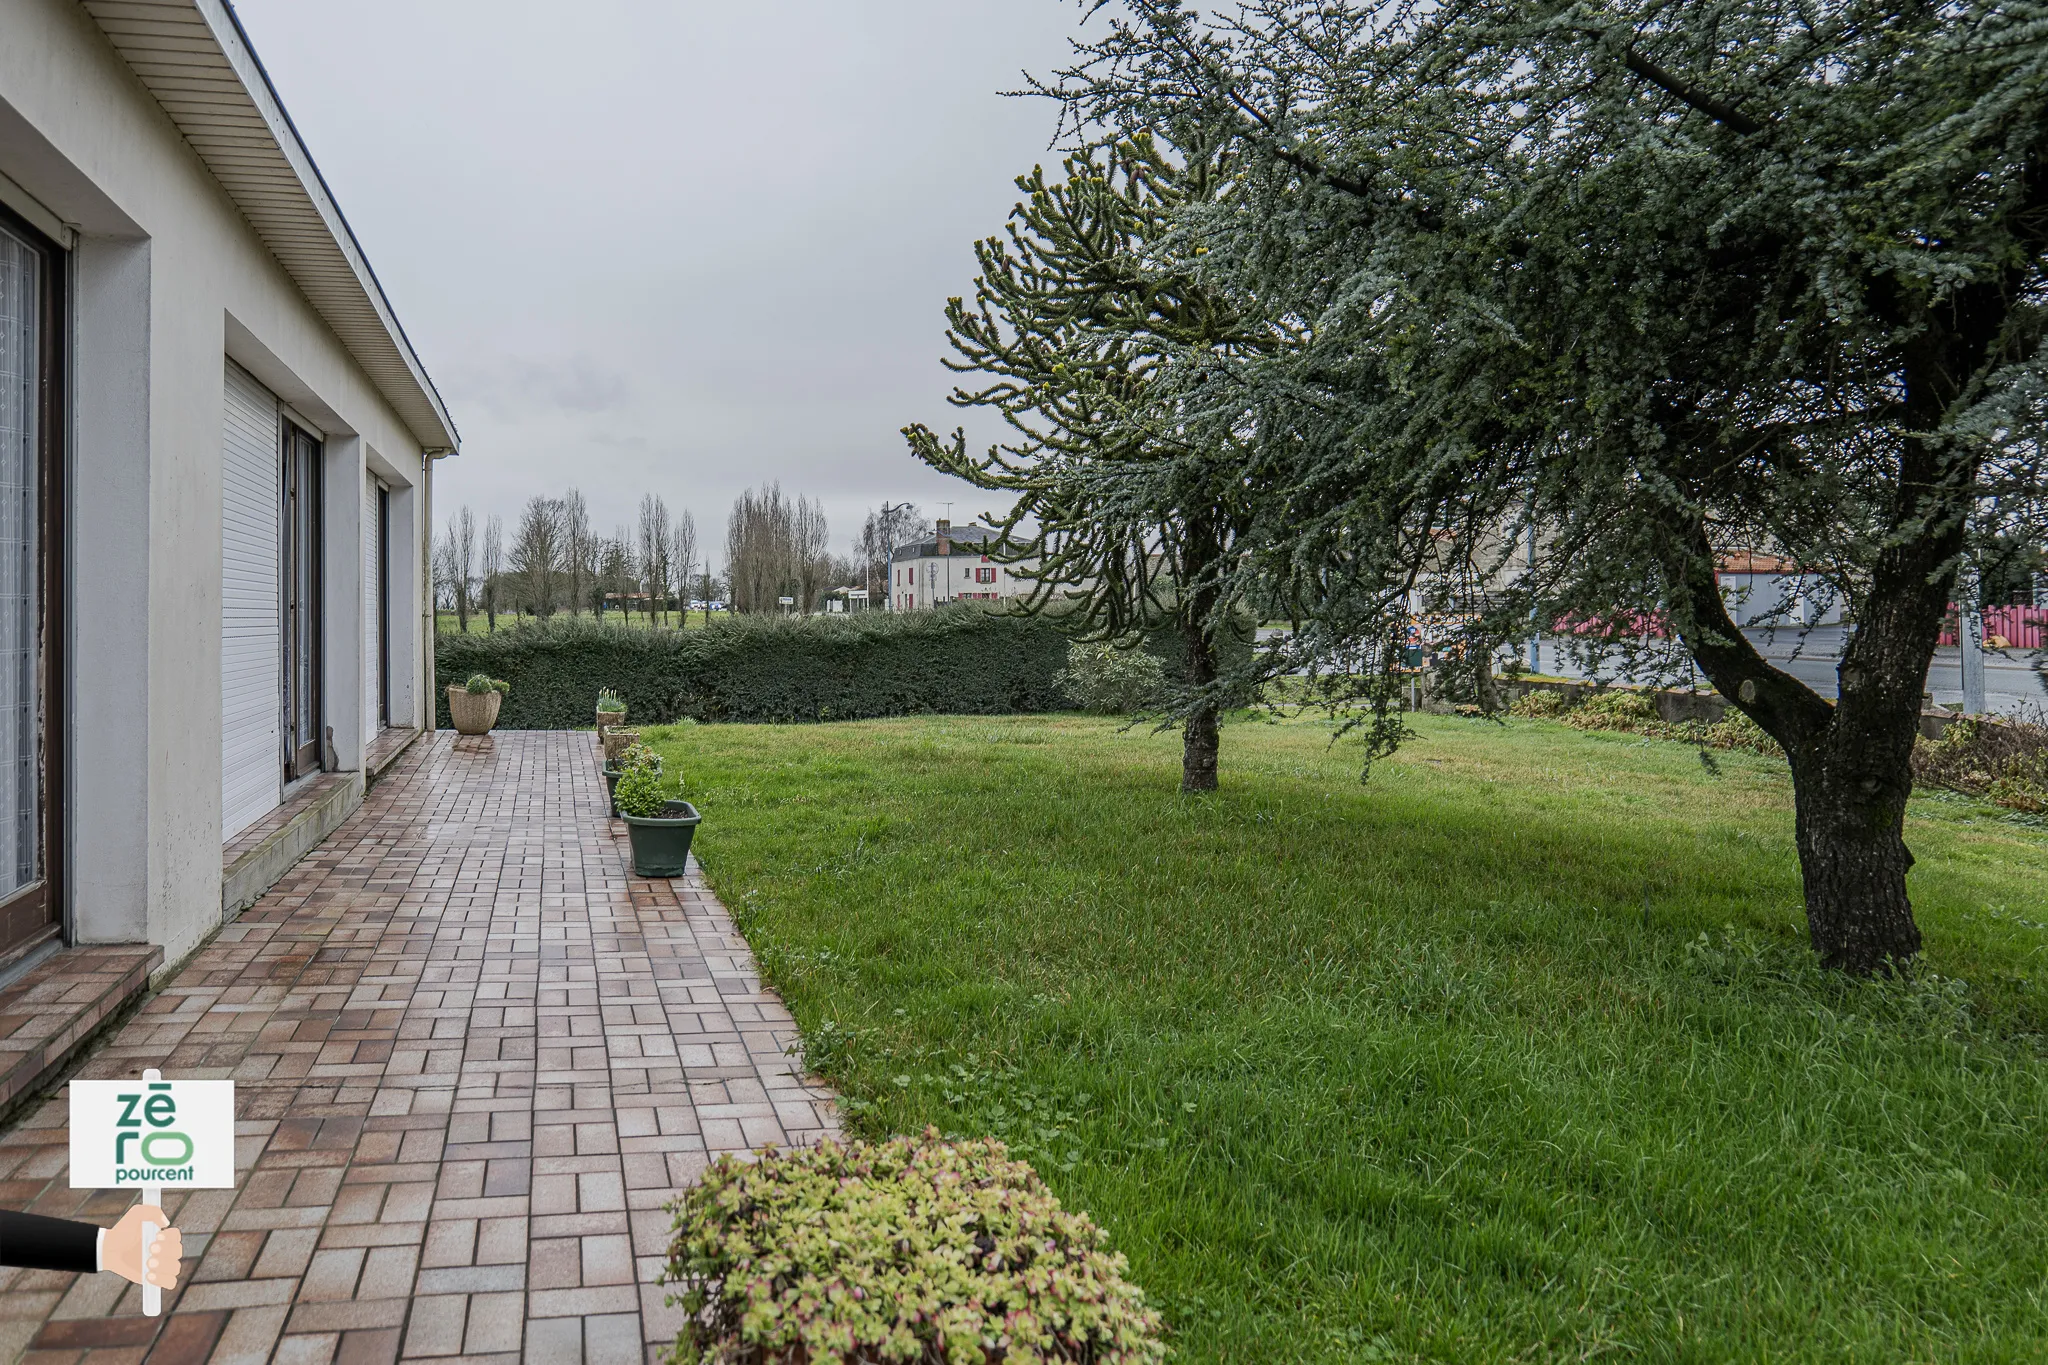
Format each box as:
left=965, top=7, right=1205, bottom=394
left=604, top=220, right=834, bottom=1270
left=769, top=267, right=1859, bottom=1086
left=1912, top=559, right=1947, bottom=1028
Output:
left=1788, top=744, right=1922, bottom=973
left=1663, top=513, right=1941, bottom=975
left=1182, top=622, right=1220, bottom=793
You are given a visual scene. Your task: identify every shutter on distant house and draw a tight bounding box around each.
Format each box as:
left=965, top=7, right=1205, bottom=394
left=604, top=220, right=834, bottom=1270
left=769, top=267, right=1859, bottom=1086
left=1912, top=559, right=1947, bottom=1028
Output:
left=364, top=473, right=383, bottom=736
left=221, top=361, right=282, bottom=838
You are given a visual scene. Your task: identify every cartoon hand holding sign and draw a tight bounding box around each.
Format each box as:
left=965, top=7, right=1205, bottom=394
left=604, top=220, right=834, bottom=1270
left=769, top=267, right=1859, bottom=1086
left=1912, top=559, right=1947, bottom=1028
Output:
left=65, top=1068, right=234, bottom=1314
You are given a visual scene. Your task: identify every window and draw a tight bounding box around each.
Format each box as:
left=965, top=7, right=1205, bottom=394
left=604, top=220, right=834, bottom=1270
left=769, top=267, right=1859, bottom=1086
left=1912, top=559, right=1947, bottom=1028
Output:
left=0, top=210, right=60, bottom=955
left=975, top=568, right=996, bottom=584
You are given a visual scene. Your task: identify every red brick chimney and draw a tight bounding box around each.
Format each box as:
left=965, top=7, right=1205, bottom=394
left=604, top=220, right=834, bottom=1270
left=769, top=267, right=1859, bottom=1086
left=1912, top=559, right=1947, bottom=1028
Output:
left=935, top=519, right=950, bottom=555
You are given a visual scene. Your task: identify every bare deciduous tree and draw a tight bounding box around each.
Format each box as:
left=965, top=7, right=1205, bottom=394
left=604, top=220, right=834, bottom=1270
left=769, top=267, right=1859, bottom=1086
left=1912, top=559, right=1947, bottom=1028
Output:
left=638, top=494, right=673, bottom=627
left=561, top=489, right=593, bottom=616
left=512, top=496, right=565, bottom=619
left=725, top=483, right=830, bottom=613
left=670, top=508, right=699, bottom=627
left=482, top=514, right=504, bottom=632
left=432, top=529, right=459, bottom=624
left=453, top=506, right=477, bottom=632
left=858, top=503, right=932, bottom=602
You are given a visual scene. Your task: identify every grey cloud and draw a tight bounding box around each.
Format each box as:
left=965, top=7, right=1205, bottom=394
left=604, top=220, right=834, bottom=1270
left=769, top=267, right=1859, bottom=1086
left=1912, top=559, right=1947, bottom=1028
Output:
left=231, top=0, right=1091, bottom=557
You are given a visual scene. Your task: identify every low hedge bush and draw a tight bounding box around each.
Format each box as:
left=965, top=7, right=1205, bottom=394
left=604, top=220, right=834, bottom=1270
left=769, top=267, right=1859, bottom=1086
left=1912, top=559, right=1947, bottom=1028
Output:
left=1510, top=686, right=1782, bottom=756
left=1913, top=713, right=2048, bottom=813
left=435, top=609, right=1073, bottom=729
left=659, top=1129, right=1167, bottom=1365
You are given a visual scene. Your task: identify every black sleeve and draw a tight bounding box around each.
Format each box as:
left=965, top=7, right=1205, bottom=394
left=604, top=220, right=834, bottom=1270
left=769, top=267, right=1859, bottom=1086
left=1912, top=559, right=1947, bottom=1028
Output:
left=0, top=1209, right=99, bottom=1273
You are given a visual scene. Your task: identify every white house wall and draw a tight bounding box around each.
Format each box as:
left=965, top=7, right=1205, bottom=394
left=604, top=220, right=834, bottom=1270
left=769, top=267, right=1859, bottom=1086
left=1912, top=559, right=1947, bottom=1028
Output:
left=1, top=0, right=435, bottom=961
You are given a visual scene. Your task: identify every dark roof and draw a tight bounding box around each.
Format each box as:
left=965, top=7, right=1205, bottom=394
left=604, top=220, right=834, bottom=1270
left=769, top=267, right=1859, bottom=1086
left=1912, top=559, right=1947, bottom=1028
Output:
left=892, top=525, right=1003, bottom=559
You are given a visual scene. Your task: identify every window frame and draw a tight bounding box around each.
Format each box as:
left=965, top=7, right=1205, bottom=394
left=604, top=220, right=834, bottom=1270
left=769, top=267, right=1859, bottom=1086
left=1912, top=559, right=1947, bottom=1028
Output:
left=0, top=203, right=66, bottom=957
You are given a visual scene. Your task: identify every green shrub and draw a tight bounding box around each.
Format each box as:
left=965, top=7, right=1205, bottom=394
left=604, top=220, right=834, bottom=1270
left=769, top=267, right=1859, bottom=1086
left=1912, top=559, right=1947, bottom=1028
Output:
left=1058, top=641, right=1167, bottom=715
left=1704, top=708, right=1783, bottom=757
left=659, top=1130, right=1167, bottom=1365
left=436, top=609, right=1075, bottom=729
left=614, top=764, right=668, bottom=819
left=1914, top=714, right=2048, bottom=813
left=460, top=672, right=510, bottom=695
left=616, top=742, right=663, bottom=775
left=1509, top=687, right=1570, bottom=717
left=1564, top=688, right=1662, bottom=732
left=1512, top=685, right=1784, bottom=758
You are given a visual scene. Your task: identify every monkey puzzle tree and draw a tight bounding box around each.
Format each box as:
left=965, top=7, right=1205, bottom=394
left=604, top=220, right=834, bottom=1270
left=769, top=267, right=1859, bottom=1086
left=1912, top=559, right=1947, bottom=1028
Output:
left=906, top=131, right=1270, bottom=792
left=1053, top=0, right=2048, bottom=971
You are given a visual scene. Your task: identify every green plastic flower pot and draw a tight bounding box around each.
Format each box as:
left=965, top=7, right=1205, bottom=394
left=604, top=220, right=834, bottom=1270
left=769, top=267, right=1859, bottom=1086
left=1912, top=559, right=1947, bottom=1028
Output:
left=602, top=765, right=623, bottom=817
left=622, top=800, right=700, bottom=878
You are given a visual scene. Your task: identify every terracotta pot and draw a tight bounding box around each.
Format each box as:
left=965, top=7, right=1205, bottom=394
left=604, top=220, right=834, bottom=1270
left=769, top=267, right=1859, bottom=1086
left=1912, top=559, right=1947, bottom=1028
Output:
left=447, top=686, right=502, bottom=735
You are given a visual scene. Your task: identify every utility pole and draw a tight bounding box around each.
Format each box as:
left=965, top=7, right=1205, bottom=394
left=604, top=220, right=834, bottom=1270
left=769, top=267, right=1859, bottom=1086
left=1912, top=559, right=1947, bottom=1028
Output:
left=1525, top=514, right=1539, bottom=673
left=1961, top=561, right=1987, bottom=715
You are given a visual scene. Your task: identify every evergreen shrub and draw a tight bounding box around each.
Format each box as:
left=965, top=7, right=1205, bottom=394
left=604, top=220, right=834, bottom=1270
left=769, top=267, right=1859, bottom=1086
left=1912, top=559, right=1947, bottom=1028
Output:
left=435, top=609, right=1073, bottom=729
left=613, top=764, right=667, bottom=819
left=659, top=1129, right=1167, bottom=1365
left=1059, top=641, right=1167, bottom=715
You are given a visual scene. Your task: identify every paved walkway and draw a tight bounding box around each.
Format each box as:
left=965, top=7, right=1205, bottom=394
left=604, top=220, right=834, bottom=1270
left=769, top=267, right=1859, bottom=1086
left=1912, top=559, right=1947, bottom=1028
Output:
left=0, top=732, right=839, bottom=1365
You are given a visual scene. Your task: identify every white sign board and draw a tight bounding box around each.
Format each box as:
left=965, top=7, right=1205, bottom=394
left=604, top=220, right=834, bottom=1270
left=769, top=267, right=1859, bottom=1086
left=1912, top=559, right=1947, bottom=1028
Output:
left=70, top=1077, right=236, bottom=1190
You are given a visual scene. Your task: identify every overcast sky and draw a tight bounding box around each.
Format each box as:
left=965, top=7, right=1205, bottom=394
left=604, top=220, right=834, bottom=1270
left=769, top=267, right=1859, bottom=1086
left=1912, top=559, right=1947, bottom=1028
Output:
left=230, top=0, right=1096, bottom=565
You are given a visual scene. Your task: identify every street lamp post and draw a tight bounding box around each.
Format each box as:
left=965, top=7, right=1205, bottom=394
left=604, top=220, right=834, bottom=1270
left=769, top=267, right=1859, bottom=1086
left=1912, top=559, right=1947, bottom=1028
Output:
left=879, top=501, right=913, bottom=611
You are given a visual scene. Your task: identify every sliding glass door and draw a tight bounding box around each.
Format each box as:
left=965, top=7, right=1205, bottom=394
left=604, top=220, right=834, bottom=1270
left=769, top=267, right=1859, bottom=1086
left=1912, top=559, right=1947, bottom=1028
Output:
left=0, top=212, right=60, bottom=957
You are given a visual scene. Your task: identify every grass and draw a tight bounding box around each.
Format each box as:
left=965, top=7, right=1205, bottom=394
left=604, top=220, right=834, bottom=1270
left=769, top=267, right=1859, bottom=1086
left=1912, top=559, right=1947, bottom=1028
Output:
left=635, top=712, right=2048, bottom=1363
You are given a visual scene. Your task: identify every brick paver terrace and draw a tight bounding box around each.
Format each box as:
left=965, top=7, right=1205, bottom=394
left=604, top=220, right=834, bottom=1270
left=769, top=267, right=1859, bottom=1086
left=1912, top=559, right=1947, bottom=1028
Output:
left=0, top=731, right=839, bottom=1365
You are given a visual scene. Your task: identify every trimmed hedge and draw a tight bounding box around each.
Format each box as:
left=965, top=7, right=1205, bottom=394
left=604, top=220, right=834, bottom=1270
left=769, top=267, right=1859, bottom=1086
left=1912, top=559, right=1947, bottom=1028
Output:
left=433, top=609, right=1074, bottom=729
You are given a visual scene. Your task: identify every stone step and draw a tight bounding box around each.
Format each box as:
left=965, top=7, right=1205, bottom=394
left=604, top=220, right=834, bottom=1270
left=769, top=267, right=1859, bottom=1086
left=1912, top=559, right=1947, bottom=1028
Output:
left=0, top=943, right=161, bottom=1123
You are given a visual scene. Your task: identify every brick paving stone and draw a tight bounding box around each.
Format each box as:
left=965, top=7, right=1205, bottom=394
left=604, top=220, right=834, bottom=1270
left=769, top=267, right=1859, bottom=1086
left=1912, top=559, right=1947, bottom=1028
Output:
left=0, top=733, right=840, bottom=1365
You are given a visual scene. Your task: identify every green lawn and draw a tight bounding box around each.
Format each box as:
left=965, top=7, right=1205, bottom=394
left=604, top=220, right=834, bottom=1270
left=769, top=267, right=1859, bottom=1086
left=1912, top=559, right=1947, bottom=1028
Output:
left=636, top=712, right=2048, bottom=1363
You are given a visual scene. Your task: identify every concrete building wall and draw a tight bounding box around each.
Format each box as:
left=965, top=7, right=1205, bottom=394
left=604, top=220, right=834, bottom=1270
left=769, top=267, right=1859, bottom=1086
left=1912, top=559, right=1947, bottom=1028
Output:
left=891, top=551, right=1037, bottom=611
left=0, top=0, right=434, bottom=963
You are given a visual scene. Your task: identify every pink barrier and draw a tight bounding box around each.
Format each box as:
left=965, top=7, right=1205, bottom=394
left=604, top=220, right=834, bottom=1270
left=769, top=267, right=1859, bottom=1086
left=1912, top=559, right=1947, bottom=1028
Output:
left=1939, top=605, right=2048, bottom=650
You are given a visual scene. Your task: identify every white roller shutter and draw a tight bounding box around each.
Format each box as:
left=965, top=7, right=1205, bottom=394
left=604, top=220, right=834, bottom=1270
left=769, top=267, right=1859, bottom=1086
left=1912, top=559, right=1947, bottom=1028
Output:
left=222, top=361, right=281, bottom=838
left=364, top=474, right=383, bottom=735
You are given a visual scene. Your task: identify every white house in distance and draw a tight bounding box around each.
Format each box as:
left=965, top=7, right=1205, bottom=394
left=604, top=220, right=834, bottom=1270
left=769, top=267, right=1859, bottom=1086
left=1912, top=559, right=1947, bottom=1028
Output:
left=890, top=521, right=1040, bottom=610
left=0, top=0, right=456, bottom=986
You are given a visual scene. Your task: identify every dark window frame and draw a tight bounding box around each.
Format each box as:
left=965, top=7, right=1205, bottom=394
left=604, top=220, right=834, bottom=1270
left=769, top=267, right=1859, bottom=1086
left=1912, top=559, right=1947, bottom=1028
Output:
left=281, top=422, right=323, bottom=782
left=0, top=203, right=65, bottom=958
left=377, top=483, right=391, bottom=729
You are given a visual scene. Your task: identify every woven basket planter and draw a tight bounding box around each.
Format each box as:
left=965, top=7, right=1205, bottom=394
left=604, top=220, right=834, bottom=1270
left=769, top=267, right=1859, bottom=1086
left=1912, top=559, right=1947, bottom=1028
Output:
left=447, top=686, right=502, bottom=736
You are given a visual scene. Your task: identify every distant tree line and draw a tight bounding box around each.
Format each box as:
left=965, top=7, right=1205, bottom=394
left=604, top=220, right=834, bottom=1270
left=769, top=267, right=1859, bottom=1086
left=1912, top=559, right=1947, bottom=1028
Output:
left=438, top=488, right=941, bottom=627
left=436, top=490, right=703, bottom=629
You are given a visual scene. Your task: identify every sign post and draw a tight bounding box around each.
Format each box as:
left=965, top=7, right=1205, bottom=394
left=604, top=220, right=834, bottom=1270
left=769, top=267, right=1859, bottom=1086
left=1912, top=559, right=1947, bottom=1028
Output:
left=70, top=1069, right=234, bottom=1315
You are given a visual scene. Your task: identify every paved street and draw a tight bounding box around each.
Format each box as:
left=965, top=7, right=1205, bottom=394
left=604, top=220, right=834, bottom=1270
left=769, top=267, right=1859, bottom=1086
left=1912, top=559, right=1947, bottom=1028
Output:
left=0, top=731, right=838, bottom=1364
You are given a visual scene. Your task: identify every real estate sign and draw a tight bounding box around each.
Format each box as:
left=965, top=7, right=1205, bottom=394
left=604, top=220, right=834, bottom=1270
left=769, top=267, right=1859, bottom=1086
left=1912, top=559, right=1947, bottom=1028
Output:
left=69, top=1077, right=236, bottom=1189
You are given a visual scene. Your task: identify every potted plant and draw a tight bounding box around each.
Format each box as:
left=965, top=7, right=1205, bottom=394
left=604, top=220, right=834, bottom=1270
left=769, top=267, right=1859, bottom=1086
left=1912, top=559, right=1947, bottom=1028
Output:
left=615, top=760, right=699, bottom=877
left=448, top=673, right=510, bottom=735
left=603, top=741, right=662, bottom=818
left=596, top=688, right=626, bottom=741
left=601, top=726, right=640, bottom=766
